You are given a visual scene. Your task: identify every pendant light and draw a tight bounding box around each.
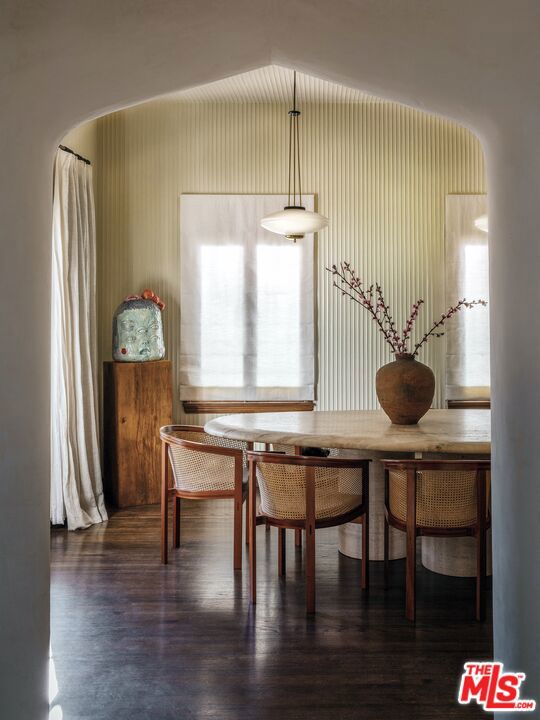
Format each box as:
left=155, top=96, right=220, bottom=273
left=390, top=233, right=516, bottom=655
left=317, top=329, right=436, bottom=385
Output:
left=474, top=214, right=489, bottom=233
left=261, top=71, right=328, bottom=241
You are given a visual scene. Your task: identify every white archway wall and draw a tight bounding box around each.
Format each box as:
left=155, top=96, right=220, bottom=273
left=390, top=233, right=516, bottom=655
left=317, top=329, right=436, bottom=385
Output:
left=94, top=87, right=485, bottom=423
left=486, top=127, right=540, bottom=698
left=3, top=3, right=540, bottom=719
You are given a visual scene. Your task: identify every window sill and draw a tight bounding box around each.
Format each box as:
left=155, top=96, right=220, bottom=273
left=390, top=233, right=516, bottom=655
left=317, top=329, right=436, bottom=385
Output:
left=182, top=400, right=316, bottom=414
left=447, top=399, right=490, bottom=409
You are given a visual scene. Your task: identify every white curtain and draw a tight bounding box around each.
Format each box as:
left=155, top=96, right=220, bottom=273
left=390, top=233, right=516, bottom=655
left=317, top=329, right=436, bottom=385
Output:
left=445, top=194, right=490, bottom=401
left=51, top=149, right=107, bottom=530
left=180, top=194, right=315, bottom=401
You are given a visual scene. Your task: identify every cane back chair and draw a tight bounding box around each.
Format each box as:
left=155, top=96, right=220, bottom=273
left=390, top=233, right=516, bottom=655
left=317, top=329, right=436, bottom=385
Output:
left=160, top=425, right=249, bottom=570
left=382, top=459, right=491, bottom=621
left=248, top=451, right=370, bottom=613
left=265, top=444, right=339, bottom=548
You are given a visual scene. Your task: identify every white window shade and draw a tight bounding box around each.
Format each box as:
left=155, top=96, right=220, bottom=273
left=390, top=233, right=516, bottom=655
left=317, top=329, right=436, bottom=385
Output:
left=180, top=194, right=315, bottom=401
left=445, top=194, right=490, bottom=401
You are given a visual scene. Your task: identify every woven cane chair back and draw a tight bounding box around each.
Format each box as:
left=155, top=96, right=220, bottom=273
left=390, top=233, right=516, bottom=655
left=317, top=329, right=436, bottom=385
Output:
left=163, top=427, right=246, bottom=494
left=256, top=459, right=364, bottom=520
left=388, top=466, right=491, bottom=529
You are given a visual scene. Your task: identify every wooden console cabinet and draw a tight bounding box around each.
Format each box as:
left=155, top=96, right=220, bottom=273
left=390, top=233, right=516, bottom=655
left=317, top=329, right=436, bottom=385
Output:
left=103, top=360, right=172, bottom=507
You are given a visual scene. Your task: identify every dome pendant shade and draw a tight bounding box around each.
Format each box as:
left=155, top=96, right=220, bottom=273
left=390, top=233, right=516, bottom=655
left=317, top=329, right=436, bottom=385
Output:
left=261, top=206, right=329, bottom=240
left=474, top=214, right=489, bottom=233
left=260, top=71, right=328, bottom=240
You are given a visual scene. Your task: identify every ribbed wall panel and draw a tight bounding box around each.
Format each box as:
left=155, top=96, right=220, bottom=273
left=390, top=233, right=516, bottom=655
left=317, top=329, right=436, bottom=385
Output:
left=164, top=65, right=379, bottom=104
left=97, top=72, right=485, bottom=424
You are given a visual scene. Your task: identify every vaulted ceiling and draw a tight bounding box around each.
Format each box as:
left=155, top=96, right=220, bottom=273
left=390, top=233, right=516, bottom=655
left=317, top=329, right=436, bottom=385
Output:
left=166, top=65, right=381, bottom=104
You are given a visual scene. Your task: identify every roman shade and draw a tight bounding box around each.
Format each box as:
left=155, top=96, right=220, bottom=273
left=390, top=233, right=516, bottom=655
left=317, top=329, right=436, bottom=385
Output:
left=445, top=194, right=490, bottom=401
left=180, top=194, right=315, bottom=402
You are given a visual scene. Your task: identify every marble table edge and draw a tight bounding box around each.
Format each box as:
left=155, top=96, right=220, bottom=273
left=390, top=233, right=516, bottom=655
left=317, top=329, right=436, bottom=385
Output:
left=204, top=416, right=491, bottom=455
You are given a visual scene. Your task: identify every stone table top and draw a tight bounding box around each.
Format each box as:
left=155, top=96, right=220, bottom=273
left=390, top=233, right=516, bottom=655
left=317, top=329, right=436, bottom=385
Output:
left=204, top=409, right=491, bottom=454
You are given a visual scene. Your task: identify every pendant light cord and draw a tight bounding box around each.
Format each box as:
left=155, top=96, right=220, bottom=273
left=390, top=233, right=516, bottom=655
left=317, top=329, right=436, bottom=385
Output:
left=287, top=71, right=303, bottom=209
left=288, top=99, right=293, bottom=206
left=297, top=92, right=302, bottom=207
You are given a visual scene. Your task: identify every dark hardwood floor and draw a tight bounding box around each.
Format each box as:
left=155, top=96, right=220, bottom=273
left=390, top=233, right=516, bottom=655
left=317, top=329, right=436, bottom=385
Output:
left=50, top=501, right=492, bottom=719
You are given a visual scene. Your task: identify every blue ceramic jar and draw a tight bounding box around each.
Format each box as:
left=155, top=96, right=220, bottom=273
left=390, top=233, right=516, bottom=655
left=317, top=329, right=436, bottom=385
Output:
left=112, top=295, right=165, bottom=362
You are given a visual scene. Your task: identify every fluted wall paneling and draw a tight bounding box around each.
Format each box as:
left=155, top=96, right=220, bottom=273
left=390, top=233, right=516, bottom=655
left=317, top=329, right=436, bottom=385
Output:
left=96, top=68, right=486, bottom=424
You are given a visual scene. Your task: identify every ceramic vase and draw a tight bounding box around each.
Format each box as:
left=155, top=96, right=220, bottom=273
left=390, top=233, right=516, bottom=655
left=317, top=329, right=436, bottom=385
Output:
left=375, top=353, right=435, bottom=424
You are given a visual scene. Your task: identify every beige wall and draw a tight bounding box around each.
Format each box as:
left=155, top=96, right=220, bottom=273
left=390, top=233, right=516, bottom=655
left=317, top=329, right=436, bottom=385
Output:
left=96, top=97, right=485, bottom=423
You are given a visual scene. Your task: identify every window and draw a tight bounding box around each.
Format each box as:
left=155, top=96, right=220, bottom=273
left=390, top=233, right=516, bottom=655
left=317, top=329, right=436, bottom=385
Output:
left=180, top=194, right=315, bottom=402
left=445, top=194, right=490, bottom=401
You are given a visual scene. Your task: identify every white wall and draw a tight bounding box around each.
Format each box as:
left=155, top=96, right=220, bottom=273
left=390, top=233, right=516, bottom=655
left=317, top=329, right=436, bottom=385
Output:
left=96, top=92, right=485, bottom=423
left=62, top=122, right=98, bottom=165
left=1, top=2, right=540, bottom=718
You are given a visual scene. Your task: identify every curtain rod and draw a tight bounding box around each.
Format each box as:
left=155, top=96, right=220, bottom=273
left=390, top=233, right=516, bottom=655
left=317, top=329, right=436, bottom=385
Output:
left=59, top=144, right=91, bottom=165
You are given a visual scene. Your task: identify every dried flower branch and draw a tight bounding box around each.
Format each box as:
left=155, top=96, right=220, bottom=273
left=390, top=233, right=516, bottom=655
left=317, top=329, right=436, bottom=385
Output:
left=327, top=262, right=487, bottom=357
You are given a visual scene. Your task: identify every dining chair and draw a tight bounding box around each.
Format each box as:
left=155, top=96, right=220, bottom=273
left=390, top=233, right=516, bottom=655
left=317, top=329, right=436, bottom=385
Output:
left=160, top=425, right=249, bottom=570
left=247, top=450, right=370, bottom=613
left=382, top=458, right=491, bottom=621
left=266, top=443, right=337, bottom=548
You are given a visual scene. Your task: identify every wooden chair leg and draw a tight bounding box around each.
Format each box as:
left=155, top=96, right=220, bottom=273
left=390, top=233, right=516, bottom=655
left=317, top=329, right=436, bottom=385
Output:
left=305, top=469, right=316, bottom=614
left=361, top=512, right=369, bottom=590
left=294, top=529, right=302, bottom=548
left=249, top=463, right=257, bottom=604
left=245, top=500, right=250, bottom=545
left=476, top=527, right=487, bottom=621
left=405, top=530, right=416, bottom=621
left=278, top=528, right=286, bottom=576
left=233, top=493, right=243, bottom=571
left=160, top=441, right=169, bottom=565
left=405, top=468, right=416, bottom=621
left=173, top=496, right=181, bottom=548
left=383, top=515, right=389, bottom=589
left=361, top=465, right=370, bottom=591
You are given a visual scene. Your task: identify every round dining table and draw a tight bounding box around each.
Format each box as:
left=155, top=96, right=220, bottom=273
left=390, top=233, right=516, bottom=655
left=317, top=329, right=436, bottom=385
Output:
left=205, top=408, right=491, bottom=577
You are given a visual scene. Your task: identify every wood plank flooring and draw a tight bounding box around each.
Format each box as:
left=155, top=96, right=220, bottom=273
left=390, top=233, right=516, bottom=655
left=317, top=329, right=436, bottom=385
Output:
left=50, top=501, right=492, bottom=719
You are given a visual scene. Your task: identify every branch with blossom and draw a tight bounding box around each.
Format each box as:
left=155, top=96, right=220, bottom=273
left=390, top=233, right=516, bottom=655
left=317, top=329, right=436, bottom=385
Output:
left=327, top=262, right=487, bottom=357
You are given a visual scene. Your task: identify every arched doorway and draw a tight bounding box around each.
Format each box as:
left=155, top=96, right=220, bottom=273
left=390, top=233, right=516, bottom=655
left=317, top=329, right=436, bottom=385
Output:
left=3, top=4, right=540, bottom=718
left=50, top=66, right=492, bottom=719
